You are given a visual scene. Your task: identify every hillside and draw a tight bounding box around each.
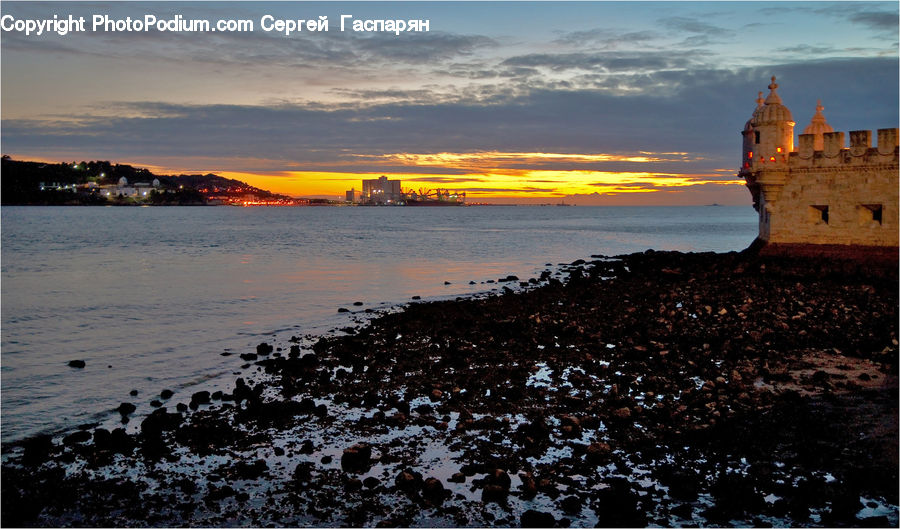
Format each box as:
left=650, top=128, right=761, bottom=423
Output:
left=0, top=157, right=288, bottom=205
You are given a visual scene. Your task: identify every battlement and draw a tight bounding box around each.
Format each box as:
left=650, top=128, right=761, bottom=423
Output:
left=796, top=128, right=899, bottom=161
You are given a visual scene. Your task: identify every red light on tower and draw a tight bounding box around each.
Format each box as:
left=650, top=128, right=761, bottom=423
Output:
left=748, top=151, right=753, bottom=158
left=769, top=156, right=775, bottom=162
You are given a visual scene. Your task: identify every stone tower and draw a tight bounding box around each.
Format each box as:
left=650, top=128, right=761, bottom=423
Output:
left=739, top=77, right=899, bottom=259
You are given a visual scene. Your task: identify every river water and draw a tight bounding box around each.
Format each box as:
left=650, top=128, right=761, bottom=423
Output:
left=1, top=205, right=757, bottom=442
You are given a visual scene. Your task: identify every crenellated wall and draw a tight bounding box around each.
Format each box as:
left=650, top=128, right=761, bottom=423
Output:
left=743, top=127, right=898, bottom=248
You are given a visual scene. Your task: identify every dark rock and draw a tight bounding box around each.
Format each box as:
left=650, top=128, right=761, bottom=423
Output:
left=191, top=391, right=211, bottom=405
left=67, top=360, right=86, bottom=368
left=448, top=472, right=466, bottom=483
left=299, top=439, right=314, bottom=454
left=340, top=443, right=372, bottom=473
left=129, top=389, right=138, bottom=396
left=481, top=484, right=508, bottom=503
left=363, top=476, right=381, bottom=489
left=559, top=495, right=582, bottom=514
left=422, top=477, right=446, bottom=503
left=176, top=403, right=188, bottom=412
left=353, top=301, right=364, bottom=306
left=232, top=459, right=268, bottom=480
left=117, top=402, right=137, bottom=416
left=150, top=400, right=162, bottom=407
left=256, top=342, right=274, bottom=355
left=338, top=307, right=350, bottom=313
left=521, top=509, right=556, bottom=528
left=160, top=389, right=174, bottom=399
left=585, top=441, right=612, bottom=464
left=21, top=434, right=54, bottom=465
left=240, top=353, right=258, bottom=361
left=519, top=473, right=538, bottom=499
left=394, top=469, right=422, bottom=492
left=411, top=295, right=421, bottom=300
left=62, top=430, right=91, bottom=446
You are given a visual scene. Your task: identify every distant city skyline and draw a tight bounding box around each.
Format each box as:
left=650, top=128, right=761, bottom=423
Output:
left=2, top=1, right=897, bottom=204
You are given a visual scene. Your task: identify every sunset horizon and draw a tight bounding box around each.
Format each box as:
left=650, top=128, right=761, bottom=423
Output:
left=3, top=1, right=896, bottom=205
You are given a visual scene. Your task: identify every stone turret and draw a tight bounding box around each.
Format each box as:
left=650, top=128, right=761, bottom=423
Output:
left=801, top=100, right=833, bottom=151
left=753, top=76, right=795, bottom=163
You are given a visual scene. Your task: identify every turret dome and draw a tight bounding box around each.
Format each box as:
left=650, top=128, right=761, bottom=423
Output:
left=802, top=100, right=833, bottom=136
left=744, top=91, right=765, bottom=131
left=756, top=76, right=793, bottom=124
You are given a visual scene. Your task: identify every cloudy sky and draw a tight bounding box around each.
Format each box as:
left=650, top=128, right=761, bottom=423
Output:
left=1, top=1, right=897, bottom=204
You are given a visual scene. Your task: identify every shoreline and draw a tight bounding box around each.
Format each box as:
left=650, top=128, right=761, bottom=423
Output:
left=2, top=248, right=897, bottom=527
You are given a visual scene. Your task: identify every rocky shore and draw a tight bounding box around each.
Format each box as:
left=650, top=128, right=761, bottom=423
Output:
left=2, top=249, right=897, bottom=527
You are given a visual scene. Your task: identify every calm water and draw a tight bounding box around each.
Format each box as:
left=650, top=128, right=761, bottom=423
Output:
left=1, top=205, right=757, bottom=442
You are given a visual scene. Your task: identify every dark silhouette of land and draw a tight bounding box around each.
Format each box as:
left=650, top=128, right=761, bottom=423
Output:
left=0, top=156, right=289, bottom=205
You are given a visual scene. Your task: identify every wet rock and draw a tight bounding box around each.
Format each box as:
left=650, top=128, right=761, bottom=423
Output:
left=448, top=472, right=466, bottom=483
left=160, top=389, right=174, bottom=399
left=299, top=439, right=314, bottom=454
left=481, top=484, right=508, bottom=503
left=21, top=435, right=54, bottom=465
left=353, top=301, right=364, bottom=306
left=62, top=430, right=91, bottom=446
left=340, top=443, right=372, bottom=473
left=239, top=353, right=258, bottom=361
left=394, top=469, right=422, bottom=493
left=521, top=509, right=556, bottom=528
left=585, top=442, right=612, bottom=464
left=117, top=402, right=137, bottom=416
left=256, top=342, right=274, bottom=355
left=232, top=459, right=268, bottom=480
left=512, top=472, right=535, bottom=498
left=612, top=407, right=632, bottom=420
left=363, top=476, right=381, bottom=489
left=129, top=389, right=138, bottom=396
left=337, top=307, right=350, bottom=313
left=206, top=484, right=235, bottom=501
left=559, top=495, right=583, bottom=514
left=422, top=477, right=446, bottom=503
left=190, top=391, right=211, bottom=407
left=67, top=360, right=86, bottom=368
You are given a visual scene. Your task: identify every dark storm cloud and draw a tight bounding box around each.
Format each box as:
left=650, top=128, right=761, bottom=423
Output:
left=3, top=57, right=897, bottom=173
left=848, top=11, right=900, bottom=32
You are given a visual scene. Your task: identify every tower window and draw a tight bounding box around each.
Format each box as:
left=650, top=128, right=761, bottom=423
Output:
left=754, top=131, right=760, bottom=144
left=809, top=205, right=829, bottom=224
left=860, top=204, right=883, bottom=225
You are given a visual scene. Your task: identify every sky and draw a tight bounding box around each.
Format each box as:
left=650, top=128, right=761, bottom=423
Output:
left=1, top=1, right=897, bottom=204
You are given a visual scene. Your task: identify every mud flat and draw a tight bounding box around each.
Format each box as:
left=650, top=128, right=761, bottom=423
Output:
left=2, top=249, right=897, bottom=527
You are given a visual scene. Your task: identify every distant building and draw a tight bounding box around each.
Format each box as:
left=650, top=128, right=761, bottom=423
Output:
left=345, top=187, right=361, bottom=203
left=739, top=77, right=898, bottom=258
left=362, top=176, right=401, bottom=204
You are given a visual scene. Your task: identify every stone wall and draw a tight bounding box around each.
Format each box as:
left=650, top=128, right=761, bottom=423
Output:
left=748, top=128, right=898, bottom=248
